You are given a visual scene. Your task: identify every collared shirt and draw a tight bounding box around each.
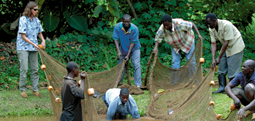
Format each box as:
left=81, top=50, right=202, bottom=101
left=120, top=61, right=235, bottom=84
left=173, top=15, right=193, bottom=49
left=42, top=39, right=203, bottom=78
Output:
left=230, top=72, right=255, bottom=91
left=209, top=19, right=245, bottom=57
left=105, top=88, right=140, bottom=120
left=112, top=22, right=141, bottom=55
left=60, top=76, right=84, bottom=121
left=155, top=18, right=194, bottom=54
left=16, top=16, right=43, bottom=51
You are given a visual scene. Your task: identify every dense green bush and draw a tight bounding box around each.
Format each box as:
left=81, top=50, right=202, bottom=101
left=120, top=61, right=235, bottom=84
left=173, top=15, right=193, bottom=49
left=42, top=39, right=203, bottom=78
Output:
left=1, top=0, right=255, bottom=90
left=242, top=13, right=255, bottom=59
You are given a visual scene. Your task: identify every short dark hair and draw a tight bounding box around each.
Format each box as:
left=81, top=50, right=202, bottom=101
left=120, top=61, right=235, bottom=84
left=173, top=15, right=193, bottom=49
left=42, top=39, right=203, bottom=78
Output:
left=120, top=88, right=129, bottom=96
left=66, top=61, right=78, bottom=73
left=205, top=13, right=217, bottom=20
left=161, top=14, right=172, bottom=23
left=123, top=14, right=131, bottom=20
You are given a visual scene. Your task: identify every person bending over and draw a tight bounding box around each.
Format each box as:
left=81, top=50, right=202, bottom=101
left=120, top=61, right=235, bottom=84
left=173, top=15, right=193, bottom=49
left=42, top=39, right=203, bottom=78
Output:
left=153, top=14, right=203, bottom=84
left=206, top=13, right=245, bottom=93
left=102, top=88, right=140, bottom=120
left=113, top=14, right=142, bottom=87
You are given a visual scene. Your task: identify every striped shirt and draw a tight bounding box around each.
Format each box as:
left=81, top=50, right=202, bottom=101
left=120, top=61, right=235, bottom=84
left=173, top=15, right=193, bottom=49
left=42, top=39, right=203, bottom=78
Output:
left=155, top=19, right=194, bottom=54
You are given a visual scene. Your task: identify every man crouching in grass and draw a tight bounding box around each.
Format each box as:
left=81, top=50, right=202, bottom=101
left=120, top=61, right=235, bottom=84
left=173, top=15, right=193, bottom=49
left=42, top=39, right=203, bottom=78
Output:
left=102, top=88, right=140, bottom=120
left=225, top=59, right=255, bottom=120
left=60, top=61, right=86, bottom=121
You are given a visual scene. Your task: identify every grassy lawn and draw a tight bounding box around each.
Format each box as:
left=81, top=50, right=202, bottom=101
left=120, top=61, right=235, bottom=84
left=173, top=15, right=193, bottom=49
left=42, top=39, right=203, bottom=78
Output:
left=0, top=87, right=250, bottom=120
left=131, top=90, right=151, bottom=117
left=0, top=89, right=53, bottom=117
left=211, top=87, right=233, bottom=118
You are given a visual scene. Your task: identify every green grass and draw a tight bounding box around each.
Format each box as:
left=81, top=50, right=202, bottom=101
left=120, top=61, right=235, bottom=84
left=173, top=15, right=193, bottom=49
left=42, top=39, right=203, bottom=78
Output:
left=0, top=88, right=252, bottom=120
left=0, top=89, right=53, bottom=117
left=211, top=87, right=233, bottom=118
left=132, top=90, right=151, bottom=117
left=0, top=89, right=151, bottom=117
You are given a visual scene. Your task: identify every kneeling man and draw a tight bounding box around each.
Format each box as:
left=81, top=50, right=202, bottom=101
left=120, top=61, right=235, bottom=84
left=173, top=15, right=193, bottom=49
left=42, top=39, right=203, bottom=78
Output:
left=102, top=88, right=140, bottom=120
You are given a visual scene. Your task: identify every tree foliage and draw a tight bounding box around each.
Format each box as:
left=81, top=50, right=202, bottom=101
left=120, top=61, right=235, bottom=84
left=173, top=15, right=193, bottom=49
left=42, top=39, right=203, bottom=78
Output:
left=0, top=0, right=119, bottom=40
left=1, top=0, right=255, bottom=90
left=43, top=7, right=60, bottom=32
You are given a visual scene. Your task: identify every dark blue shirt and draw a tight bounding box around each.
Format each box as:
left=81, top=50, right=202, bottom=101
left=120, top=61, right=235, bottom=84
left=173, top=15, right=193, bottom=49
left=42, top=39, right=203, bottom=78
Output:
left=230, top=72, right=255, bottom=90
left=112, top=22, right=141, bottom=55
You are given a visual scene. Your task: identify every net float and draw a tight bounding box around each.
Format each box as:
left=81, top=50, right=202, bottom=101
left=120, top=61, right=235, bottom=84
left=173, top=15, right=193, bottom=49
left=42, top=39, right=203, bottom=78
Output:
left=216, top=114, right=222, bottom=120
left=55, top=89, right=60, bottom=95
left=88, top=88, right=95, bottom=96
left=38, top=44, right=44, bottom=49
left=214, top=66, right=218, bottom=72
left=230, top=104, right=235, bottom=111
left=209, top=101, right=215, bottom=106
left=210, top=81, right=215, bottom=86
left=200, top=58, right=205, bottom=63
left=55, top=98, right=61, bottom=103
left=48, top=86, right=53, bottom=92
left=78, top=80, right=81, bottom=85
left=41, top=64, right=46, bottom=71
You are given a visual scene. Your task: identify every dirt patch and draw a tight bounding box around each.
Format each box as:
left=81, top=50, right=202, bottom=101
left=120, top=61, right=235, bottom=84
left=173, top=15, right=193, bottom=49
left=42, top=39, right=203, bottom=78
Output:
left=118, top=84, right=144, bottom=95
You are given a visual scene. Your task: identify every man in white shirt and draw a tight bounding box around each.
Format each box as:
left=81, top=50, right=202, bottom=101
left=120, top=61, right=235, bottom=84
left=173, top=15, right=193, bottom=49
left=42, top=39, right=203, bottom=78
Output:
left=102, top=88, right=140, bottom=120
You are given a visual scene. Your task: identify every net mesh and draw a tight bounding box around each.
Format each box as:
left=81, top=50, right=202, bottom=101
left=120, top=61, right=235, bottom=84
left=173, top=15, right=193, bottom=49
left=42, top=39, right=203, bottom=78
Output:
left=38, top=49, right=126, bottom=121
left=144, top=40, right=249, bottom=121
left=38, top=39, right=249, bottom=121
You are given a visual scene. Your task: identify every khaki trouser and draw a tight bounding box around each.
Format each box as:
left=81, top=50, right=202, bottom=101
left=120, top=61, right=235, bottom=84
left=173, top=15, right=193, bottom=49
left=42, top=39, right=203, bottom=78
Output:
left=17, top=50, right=39, bottom=92
left=232, top=87, right=250, bottom=102
left=218, top=51, right=243, bottom=79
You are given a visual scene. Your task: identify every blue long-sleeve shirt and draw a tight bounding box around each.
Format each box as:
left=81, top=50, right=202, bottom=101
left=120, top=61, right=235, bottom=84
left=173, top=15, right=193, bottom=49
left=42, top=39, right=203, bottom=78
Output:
left=105, top=88, right=140, bottom=120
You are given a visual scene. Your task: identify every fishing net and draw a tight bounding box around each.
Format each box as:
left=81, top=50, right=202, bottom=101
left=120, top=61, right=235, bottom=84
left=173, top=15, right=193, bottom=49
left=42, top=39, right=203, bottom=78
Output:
left=38, top=48, right=126, bottom=121
left=144, top=40, right=250, bottom=121
left=38, top=39, right=250, bottom=121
